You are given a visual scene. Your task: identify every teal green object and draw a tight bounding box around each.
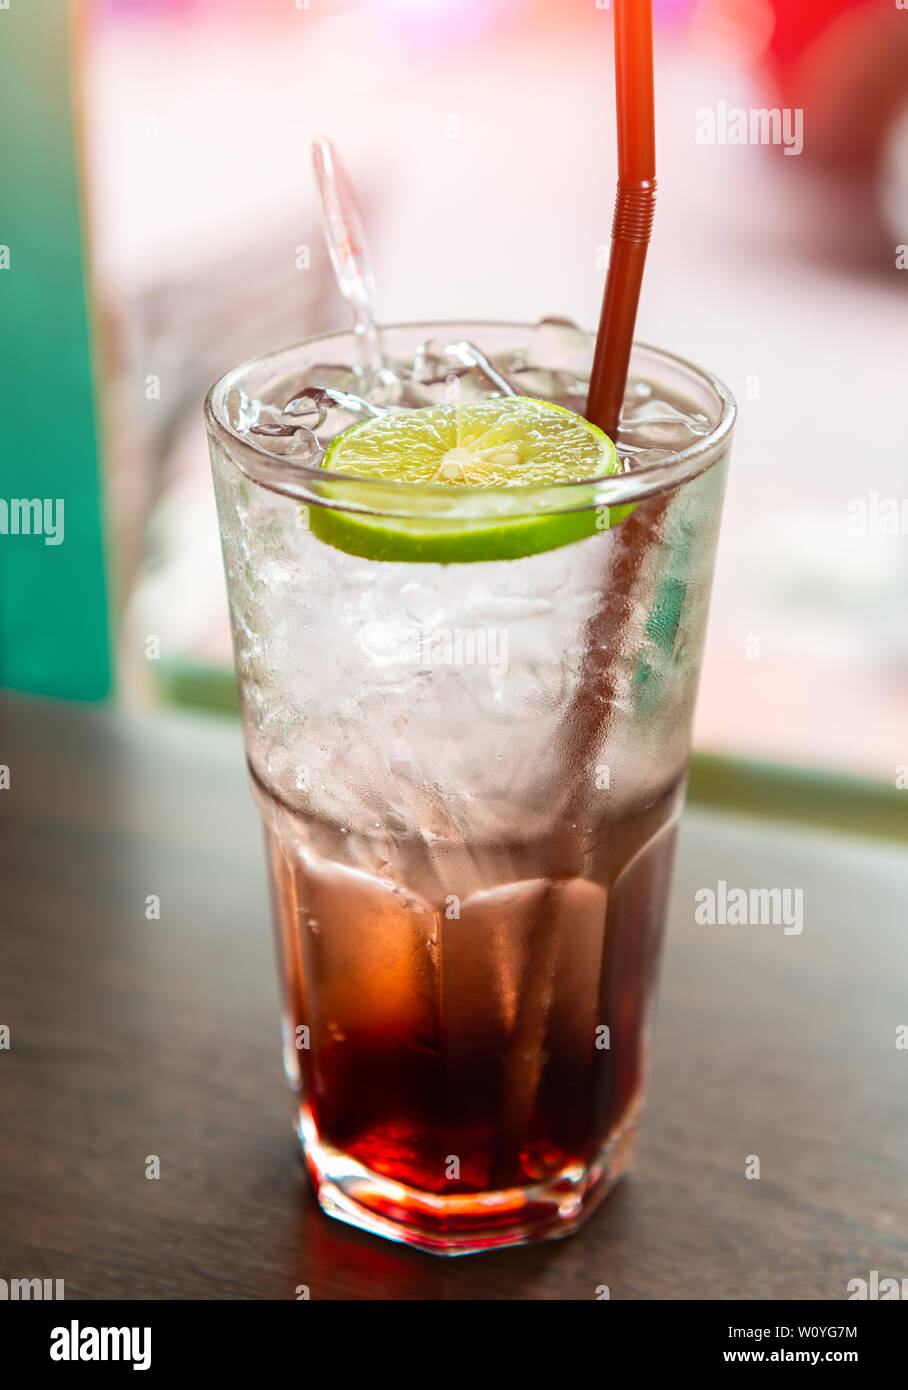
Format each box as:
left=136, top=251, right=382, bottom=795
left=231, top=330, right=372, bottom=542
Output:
left=0, top=1, right=110, bottom=699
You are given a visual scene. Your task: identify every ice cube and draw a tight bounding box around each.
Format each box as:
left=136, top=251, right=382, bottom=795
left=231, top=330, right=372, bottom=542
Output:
left=502, top=320, right=593, bottom=403
left=409, top=338, right=517, bottom=402
left=248, top=422, right=322, bottom=462
left=281, top=383, right=389, bottom=443
left=505, top=365, right=579, bottom=402
left=526, top=317, right=593, bottom=372
left=297, top=361, right=403, bottom=408
left=619, top=396, right=711, bottom=446
left=280, top=391, right=329, bottom=431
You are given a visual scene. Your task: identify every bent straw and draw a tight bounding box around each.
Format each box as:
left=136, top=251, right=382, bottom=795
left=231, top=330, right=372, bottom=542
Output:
left=490, top=0, right=659, bottom=1193
left=565, top=1, right=661, bottom=812
left=567, top=0, right=660, bottom=782
left=586, top=0, right=657, bottom=438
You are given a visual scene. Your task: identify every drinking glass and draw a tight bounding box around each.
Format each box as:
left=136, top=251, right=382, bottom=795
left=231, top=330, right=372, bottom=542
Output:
left=206, top=321, right=735, bottom=1254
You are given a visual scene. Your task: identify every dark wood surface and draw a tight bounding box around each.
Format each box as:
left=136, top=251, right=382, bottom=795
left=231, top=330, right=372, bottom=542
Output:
left=1, top=692, right=906, bottom=1301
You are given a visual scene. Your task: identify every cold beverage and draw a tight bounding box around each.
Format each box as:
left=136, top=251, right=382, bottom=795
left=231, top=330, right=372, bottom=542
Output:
left=207, top=321, right=734, bottom=1252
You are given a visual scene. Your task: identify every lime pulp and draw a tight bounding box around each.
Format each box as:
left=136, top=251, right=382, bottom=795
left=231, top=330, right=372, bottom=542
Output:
left=308, top=396, right=629, bottom=563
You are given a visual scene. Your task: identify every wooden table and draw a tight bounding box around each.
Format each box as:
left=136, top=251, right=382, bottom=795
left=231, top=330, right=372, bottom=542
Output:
left=1, top=693, right=906, bottom=1301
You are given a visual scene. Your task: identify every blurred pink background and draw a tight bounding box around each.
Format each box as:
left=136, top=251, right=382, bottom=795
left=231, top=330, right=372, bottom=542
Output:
left=83, top=0, right=908, bottom=780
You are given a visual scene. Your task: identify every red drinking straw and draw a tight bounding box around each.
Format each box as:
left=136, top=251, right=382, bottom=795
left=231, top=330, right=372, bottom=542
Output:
left=586, top=0, right=657, bottom=440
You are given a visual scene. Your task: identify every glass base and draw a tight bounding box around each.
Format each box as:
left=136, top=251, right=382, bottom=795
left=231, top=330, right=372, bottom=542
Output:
left=298, top=1108, right=637, bottom=1256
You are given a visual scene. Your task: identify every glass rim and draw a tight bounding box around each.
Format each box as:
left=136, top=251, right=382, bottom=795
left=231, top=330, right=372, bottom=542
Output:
left=205, top=321, right=736, bottom=520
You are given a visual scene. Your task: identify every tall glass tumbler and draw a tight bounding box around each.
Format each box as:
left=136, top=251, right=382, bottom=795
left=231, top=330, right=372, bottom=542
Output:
left=206, top=322, right=735, bottom=1255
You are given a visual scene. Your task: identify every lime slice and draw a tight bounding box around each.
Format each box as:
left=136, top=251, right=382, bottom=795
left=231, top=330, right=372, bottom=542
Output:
left=308, top=396, right=629, bottom=563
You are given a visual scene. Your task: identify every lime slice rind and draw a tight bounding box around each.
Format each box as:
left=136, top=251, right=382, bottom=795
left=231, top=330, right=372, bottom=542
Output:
left=310, top=395, right=629, bottom=563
